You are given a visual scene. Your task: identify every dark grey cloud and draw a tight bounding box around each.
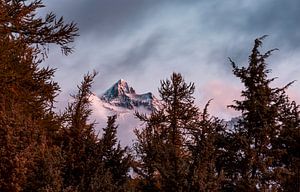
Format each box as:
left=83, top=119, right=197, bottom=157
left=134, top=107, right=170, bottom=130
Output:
left=244, top=0, right=300, bottom=45
left=42, top=0, right=300, bottom=59
left=79, top=31, right=166, bottom=94
left=102, top=31, right=163, bottom=75
left=40, top=0, right=300, bottom=118
left=43, top=0, right=163, bottom=38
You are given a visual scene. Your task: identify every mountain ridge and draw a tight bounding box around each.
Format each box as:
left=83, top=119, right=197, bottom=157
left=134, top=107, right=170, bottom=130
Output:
left=90, top=79, right=159, bottom=146
left=90, top=79, right=238, bottom=146
left=100, top=79, right=160, bottom=111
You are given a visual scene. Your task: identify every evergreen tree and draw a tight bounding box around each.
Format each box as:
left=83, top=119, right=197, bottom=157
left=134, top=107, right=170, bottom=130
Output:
left=186, top=101, right=226, bottom=191
left=62, top=73, right=131, bottom=192
left=100, top=115, right=132, bottom=191
left=87, top=115, right=132, bottom=192
left=134, top=73, right=224, bottom=191
left=61, top=72, right=100, bottom=191
left=0, top=0, right=78, bottom=191
left=228, top=36, right=299, bottom=191
left=135, top=73, right=197, bottom=191
left=272, top=90, right=300, bottom=191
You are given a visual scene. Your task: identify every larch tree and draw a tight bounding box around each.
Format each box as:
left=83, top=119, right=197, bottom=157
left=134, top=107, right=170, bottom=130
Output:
left=186, top=101, right=226, bottom=192
left=228, top=36, right=299, bottom=191
left=134, top=73, right=224, bottom=192
left=271, top=88, right=300, bottom=191
left=61, top=72, right=99, bottom=191
left=62, top=72, right=131, bottom=192
left=99, top=115, right=132, bottom=192
left=134, top=73, right=197, bottom=191
left=0, top=0, right=78, bottom=191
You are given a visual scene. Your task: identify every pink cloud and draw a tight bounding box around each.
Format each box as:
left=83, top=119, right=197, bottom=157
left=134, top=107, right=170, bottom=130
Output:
left=286, top=89, right=300, bottom=104
left=198, top=80, right=300, bottom=120
left=198, top=80, right=241, bottom=120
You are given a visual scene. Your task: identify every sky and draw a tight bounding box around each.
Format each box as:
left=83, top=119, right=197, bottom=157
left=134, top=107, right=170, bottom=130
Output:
left=40, top=0, right=300, bottom=119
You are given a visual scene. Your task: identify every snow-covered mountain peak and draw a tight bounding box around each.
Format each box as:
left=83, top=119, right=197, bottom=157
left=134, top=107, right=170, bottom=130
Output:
left=100, top=79, right=159, bottom=111
left=102, top=79, right=136, bottom=100
left=90, top=79, right=160, bottom=146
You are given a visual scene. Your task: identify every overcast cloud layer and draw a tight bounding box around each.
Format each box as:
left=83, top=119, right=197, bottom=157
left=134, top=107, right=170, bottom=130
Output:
left=40, top=0, right=300, bottom=119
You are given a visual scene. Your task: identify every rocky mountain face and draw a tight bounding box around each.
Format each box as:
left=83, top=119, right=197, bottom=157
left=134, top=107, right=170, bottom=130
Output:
left=90, top=79, right=239, bottom=146
left=100, top=79, right=160, bottom=111
left=90, top=79, right=159, bottom=146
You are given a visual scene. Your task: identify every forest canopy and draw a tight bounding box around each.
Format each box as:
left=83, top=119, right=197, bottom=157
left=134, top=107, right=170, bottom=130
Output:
left=0, top=1, right=299, bottom=192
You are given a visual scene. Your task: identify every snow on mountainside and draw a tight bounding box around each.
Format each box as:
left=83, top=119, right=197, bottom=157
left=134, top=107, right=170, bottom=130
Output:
left=90, top=79, right=159, bottom=146
left=89, top=79, right=239, bottom=146
left=101, top=79, right=160, bottom=111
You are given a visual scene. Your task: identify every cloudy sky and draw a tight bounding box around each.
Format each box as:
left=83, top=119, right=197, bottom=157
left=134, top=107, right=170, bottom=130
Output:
left=40, top=0, right=300, bottom=119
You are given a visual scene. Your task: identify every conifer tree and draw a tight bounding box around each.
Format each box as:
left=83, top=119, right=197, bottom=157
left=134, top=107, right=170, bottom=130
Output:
left=135, top=73, right=224, bottom=191
left=272, top=91, right=300, bottom=191
left=0, top=0, right=78, bottom=191
left=228, top=36, right=299, bottom=191
left=62, top=73, right=131, bottom=192
left=186, top=101, right=226, bottom=191
left=100, top=115, right=132, bottom=191
left=61, top=72, right=100, bottom=191
left=135, top=73, right=197, bottom=191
